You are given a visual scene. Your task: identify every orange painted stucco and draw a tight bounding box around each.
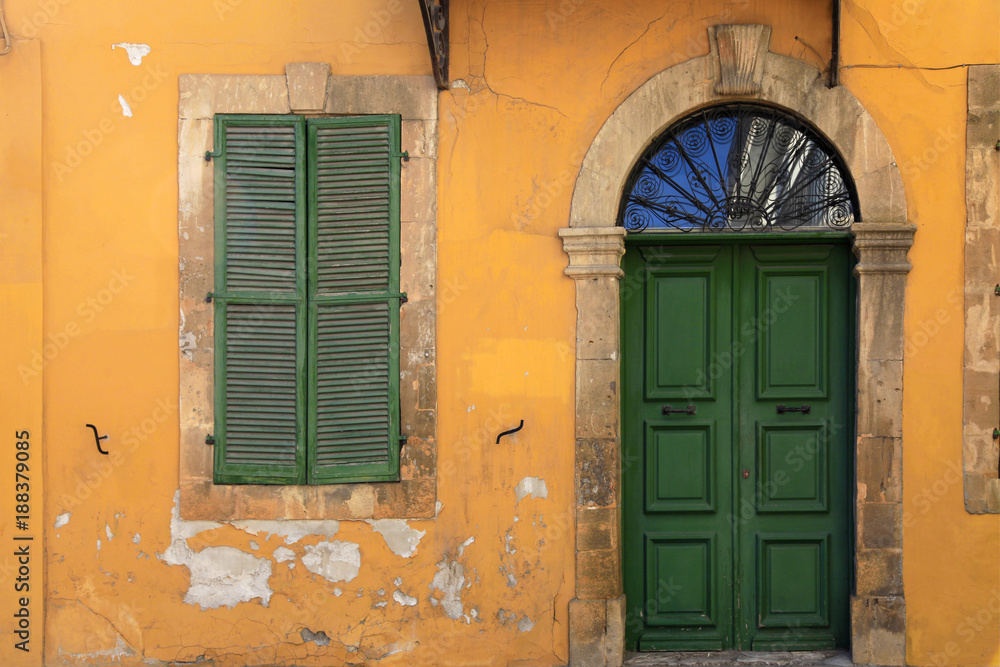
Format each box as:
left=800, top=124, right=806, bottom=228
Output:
left=0, top=0, right=996, bottom=665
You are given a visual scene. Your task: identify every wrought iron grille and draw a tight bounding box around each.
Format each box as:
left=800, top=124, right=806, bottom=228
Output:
left=618, top=104, right=857, bottom=232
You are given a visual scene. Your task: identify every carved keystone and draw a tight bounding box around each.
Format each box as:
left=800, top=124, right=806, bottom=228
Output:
left=285, top=62, right=331, bottom=113
left=711, top=24, right=771, bottom=96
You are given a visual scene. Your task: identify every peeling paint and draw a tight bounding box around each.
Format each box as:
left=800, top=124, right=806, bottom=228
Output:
left=233, top=519, right=340, bottom=544
left=111, top=42, right=151, bottom=65
left=301, top=540, right=360, bottom=583
left=515, top=476, right=548, bottom=503
left=159, top=492, right=273, bottom=610
left=518, top=616, right=535, bottom=633
left=300, top=628, right=330, bottom=646
left=393, top=589, right=417, bottom=606
left=393, top=576, right=402, bottom=586
left=54, top=512, right=71, bottom=528
left=457, top=536, right=475, bottom=556
left=429, top=538, right=476, bottom=621
left=367, top=518, right=426, bottom=558
left=132, top=533, right=140, bottom=544
left=249, top=540, right=259, bottom=551
left=272, top=547, right=295, bottom=563
left=105, top=524, right=114, bottom=540
left=118, top=94, right=132, bottom=117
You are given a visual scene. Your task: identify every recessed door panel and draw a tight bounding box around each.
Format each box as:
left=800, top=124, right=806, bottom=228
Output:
left=644, top=534, right=716, bottom=626
left=757, top=268, right=828, bottom=399
left=647, top=270, right=715, bottom=399
left=756, top=422, right=828, bottom=513
left=757, top=534, right=830, bottom=628
left=646, top=422, right=715, bottom=512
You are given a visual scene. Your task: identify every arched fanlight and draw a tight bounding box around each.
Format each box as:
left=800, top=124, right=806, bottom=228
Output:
left=618, top=104, right=858, bottom=232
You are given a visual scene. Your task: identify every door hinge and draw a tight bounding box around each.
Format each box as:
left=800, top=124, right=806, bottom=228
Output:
left=205, top=434, right=215, bottom=446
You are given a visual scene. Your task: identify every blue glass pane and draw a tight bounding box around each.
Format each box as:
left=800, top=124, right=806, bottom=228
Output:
left=619, top=105, right=856, bottom=233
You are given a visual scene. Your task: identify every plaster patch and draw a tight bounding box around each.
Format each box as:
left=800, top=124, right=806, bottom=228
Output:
left=118, top=94, right=132, bottom=117
left=249, top=540, right=259, bottom=551
left=54, top=512, right=71, bottom=528
left=518, top=616, right=534, bottom=633
left=106, top=524, right=114, bottom=540
left=394, top=576, right=402, bottom=586
left=132, top=533, right=140, bottom=544
left=435, top=500, right=443, bottom=516
left=232, top=519, right=340, bottom=544
left=366, top=519, right=426, bottom=558
left=112, top=42, right=151, bottom=65
left=429, top=558, right=466, bottom=619
left=515, top=476, right=548, bottom=503
left=393, top=589, right=417, bottom=606
left=160, top=491, right=273, bottom=610
left=334, top=588, right=342, bottom=597
left=301, top=540, right=360, bottom=583
left=272, top=547, right=295, bottom=563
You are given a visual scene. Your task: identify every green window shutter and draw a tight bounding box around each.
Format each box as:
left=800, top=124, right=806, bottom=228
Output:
left=213, top=115, right=307, bottom=484
left=306, top=116, right=402, bottom=483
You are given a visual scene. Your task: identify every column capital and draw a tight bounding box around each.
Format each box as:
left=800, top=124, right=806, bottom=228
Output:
left=852, top=222, right=917, bottom=275
left=559, top=227, right=627, bottom=279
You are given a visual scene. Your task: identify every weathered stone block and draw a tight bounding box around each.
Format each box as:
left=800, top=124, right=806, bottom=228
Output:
left=605, top=595, right=626, bottom=667
left=576, top=359, right=619, bottom=439
left=285, top=62, right=330, bottom=113
left=576, top=438, right=619, bottom=507
left=373, top=479, right=435, bottom=519
left=857, top=360, right=903, bottom=438
left=575, top=278, right=620, bottom=361
left=577, top=506, right=617, bottom=551
left=855, top=273, right=907, bottom=361
left=577, top=549, right=622, bottom=599
left=857, top=436, right=901, bottom=503
left=325, top=75, right=437, bottom=120
left=861, top=502, right=902, bottom=550
left=569, top=598, right=607, bottom=667
left=179, top=74, right=290, bottom=119
left=856, top=548, right=903, bottom=597
left=401, top=119, right=437, bottom=159
left=400, top=157, right=435, bottom=223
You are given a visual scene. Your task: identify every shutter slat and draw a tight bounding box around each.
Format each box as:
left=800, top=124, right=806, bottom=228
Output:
left=312, top=302, right=392, bottom=470
left=312, top=122, right=392, bottom=293
left=220, top=303, right=300, bottom=471
left=223, top=122, right=299, bottom=293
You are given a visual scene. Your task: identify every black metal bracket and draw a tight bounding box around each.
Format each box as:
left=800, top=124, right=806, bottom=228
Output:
left=777, top=404, right=812, bottom=414
left=86, top=424, right=110, bottom=455
left=662, top=405, right=696, bottom=416
left=418, top=0, right=449, bottom=90
left=496, top=420, right=524, bottom=444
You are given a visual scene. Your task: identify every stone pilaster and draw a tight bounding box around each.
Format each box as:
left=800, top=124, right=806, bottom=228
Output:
left=560, top=226, right=626, bottom=667
left=850, top=221, right=916, bottom=667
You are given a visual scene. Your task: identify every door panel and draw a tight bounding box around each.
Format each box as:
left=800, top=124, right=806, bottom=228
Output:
left=623, top=245, right=734, bottom=650
left=623, top=240, right=852, bottom=652
left=736, top=244, right=851, bottom=650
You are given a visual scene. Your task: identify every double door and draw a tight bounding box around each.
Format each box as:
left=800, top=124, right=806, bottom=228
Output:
left=622, top=242, right=852, bottom=650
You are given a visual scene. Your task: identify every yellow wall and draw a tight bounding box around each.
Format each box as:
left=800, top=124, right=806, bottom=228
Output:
left=0, top=0, right=995, bottom=665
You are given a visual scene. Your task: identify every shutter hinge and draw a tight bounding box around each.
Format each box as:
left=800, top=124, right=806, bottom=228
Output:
left=392, top=151, right=410, bottom=162
left=205, top=149, right=222, bottom=162
left=995, top=284, right=999, bottom=296
left=993, top=428, right=1000, bottom=440
left=400, top=293, right=408, bottom=305
left=205, top=434, right=215, bottom=446
left=206, top=292, right=214, bottom=303
left=399, top=435, right=408, bottom=446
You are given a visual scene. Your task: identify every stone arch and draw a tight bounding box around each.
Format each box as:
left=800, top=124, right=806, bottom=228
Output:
left=560, top=25, right=914, bottom=667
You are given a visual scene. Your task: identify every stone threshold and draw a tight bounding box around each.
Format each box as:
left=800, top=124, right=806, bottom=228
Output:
left=625, top=650, right=853, bottom=667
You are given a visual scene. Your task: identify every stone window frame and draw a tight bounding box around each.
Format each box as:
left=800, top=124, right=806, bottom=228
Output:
left=178, top=65, right=438, bottom=521
left=560, top=26, right=914, bottom=667
left=963, top=64, right=1000, bottom=514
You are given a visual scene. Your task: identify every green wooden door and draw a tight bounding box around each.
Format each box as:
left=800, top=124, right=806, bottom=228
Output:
left=622, top=240, right=853, bottom=651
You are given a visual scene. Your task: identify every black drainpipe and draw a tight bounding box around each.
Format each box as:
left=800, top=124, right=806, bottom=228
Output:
left=829, top=0, right=841, bottom=88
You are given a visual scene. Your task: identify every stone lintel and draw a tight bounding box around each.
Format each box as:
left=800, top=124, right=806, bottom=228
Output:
left=560, top=227, right=626, bottom=279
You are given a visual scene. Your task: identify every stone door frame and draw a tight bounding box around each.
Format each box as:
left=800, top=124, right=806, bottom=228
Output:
left=560, top=26, right=915, bottom=667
